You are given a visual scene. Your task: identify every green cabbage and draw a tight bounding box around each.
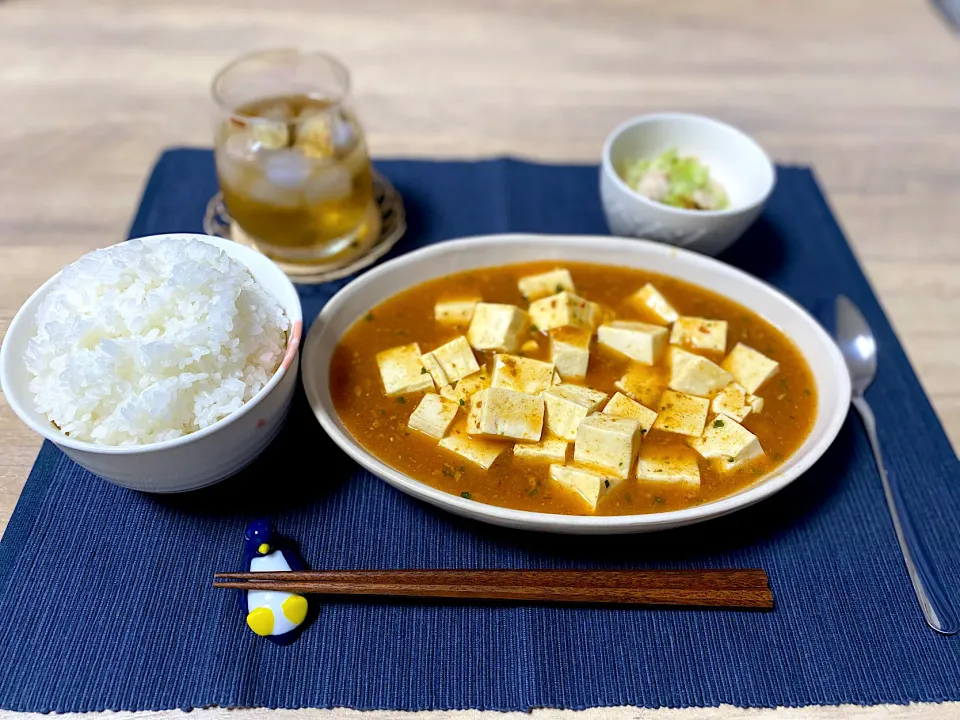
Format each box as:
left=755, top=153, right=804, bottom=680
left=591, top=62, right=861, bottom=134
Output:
left=622, top=148, right=728, bottom=210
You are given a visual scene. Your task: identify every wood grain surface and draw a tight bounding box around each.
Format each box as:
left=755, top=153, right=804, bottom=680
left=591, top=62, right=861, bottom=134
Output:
left=1, top=0, right=959, bottom=717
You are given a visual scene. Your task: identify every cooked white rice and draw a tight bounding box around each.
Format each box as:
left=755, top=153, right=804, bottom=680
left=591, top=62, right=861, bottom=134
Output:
left=25, top=238, right=290, bottom=446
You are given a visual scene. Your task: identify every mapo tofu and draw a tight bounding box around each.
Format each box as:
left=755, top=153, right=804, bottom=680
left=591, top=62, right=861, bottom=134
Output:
left=330, top=262, right=816, bottom=516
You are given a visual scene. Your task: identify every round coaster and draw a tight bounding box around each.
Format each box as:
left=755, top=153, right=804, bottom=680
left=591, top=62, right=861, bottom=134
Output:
left=203, top=171, right=406, bottom=284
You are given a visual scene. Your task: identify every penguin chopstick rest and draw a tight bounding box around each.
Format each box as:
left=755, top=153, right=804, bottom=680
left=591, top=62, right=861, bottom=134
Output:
left=241, top=520, right=309, bottom=645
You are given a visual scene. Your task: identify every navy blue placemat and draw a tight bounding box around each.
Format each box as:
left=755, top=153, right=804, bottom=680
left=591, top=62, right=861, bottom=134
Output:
left=1, top=149, right=958, bottom=713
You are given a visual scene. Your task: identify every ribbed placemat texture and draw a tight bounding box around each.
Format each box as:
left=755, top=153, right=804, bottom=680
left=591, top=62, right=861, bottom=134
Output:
left=0, top=149, right=957, bottom=713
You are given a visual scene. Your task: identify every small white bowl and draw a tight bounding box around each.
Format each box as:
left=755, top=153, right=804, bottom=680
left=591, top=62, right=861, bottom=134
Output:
left=600, top=113, right=775, bottom=256
left=0, top=233, right=303, bottom=493
left=303, top=233, right=850, bottom=534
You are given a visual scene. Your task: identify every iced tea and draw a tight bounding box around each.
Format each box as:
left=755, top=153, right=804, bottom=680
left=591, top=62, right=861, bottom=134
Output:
left=215, top=93, right=373, bottom=261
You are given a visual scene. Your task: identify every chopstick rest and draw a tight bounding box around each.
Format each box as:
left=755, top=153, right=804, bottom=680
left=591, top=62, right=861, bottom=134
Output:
left=238, top=521, right=310, bottom=645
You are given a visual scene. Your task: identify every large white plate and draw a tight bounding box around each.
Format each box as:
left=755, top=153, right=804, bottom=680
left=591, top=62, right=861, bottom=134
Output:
left=302, top=234, right=850, bottom=534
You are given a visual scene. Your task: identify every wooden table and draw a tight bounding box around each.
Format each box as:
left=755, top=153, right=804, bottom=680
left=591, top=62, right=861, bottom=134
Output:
left=1, top=0, right=958, bottom=717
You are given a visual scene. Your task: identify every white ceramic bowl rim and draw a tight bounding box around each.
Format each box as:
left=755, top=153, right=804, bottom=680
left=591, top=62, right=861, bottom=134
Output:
left=0, top=233, right=303, bottom=456
left=304, top=233, right=851, bottom=532
left=602, top=112, right=776, bottom=219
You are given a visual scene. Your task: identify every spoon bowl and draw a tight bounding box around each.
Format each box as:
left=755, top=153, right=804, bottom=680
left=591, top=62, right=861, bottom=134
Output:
left=835, top=296, right=877, bottom=396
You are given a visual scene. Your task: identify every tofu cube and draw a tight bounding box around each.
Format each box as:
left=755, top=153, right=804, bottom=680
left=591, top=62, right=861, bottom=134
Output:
left=513, top=435, right=569, bottom=463
left=467, top=387, right=544, bottom=442
left=653, top=390, right=709, bottom=437
left=520, top=339, right=540, bottom=354
left=549, top=327, right=592, bottom=380
left=670, top=317, right=728, bottom=353
left=628, top=283, right=679, bottom=324
left=467, top=303, right=528, bottom=353
left=711, top=382, right=753, bottom=422
left=689, top=414, right=764, bottom=469
left=748, top=394, right=764, bottom=414
left=541, top=384, right=608, bottom=441
left=615, top=364, right=667, bottom=408
left=529, top=292, right=598, bottom=332
left=407, top=394, right=460, bottom=439
left=435, top=298, right=480, bottom=326
left=491, top=354, right=556, bottom=394
left=423, top=336, right=480, bottom=385
left=574, top=415, right=642, bottom=479
left=553, top=370, right=563, bottom=385
left=518, top=268, right=575, bottom=300
left=669, top=347, right=734, bottom=397
left=549, top=464, right=614, bottom=511
left=598, top=321, right=668, bottom=365
left=419, top=352, right=449, bottom=387
left=721, top=343, right=780, bottom=393
left=439, top=423, right=506, bottom=470
left=635, top=448, right=701, bottom=489
left=441, top=370, right=490, bottom=406
left=602, top=392, right=658, bottom=434
left=376, top=343, right=435, bottom=397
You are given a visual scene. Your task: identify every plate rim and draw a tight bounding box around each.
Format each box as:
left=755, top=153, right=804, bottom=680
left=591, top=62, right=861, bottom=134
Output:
left=302, top=233, right=851, bottom=534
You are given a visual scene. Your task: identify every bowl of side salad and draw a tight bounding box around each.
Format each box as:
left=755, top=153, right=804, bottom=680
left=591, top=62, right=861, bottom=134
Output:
left=600, top=113, right=775, bottom=256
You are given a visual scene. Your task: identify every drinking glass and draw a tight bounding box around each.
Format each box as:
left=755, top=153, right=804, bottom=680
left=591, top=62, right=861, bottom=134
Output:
left=212, top=50, right=374, bottom=265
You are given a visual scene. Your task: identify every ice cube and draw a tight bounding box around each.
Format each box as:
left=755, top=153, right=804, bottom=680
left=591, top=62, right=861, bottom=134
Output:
left=303, top=165, right=352, bottom=204
left=295, top=113, right=335, bottom=159
left=246, top=176, right=302, bottom=208
left=222, top=130, right=258, bottom=162
left=250, top=119, right=290, bottom=150
left=261, top=149, right=311, bottom=189
left=331, top=113, right=357, bottom=150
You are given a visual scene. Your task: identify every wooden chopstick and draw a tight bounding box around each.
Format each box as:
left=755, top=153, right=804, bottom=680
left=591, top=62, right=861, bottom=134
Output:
left=213, top=569, right=773, bottom=609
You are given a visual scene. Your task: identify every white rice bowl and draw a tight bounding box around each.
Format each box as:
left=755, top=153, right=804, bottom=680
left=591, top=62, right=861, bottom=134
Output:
left=25, top=238, right=290, bottom=446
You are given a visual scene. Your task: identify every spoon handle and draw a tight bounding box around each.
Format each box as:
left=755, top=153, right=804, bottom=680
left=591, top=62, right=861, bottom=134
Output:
left=852, top=396, right=957, bottom=635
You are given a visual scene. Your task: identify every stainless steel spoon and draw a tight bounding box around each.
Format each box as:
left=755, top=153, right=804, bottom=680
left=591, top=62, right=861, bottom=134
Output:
left=835, top=295, right=957, bottom=635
